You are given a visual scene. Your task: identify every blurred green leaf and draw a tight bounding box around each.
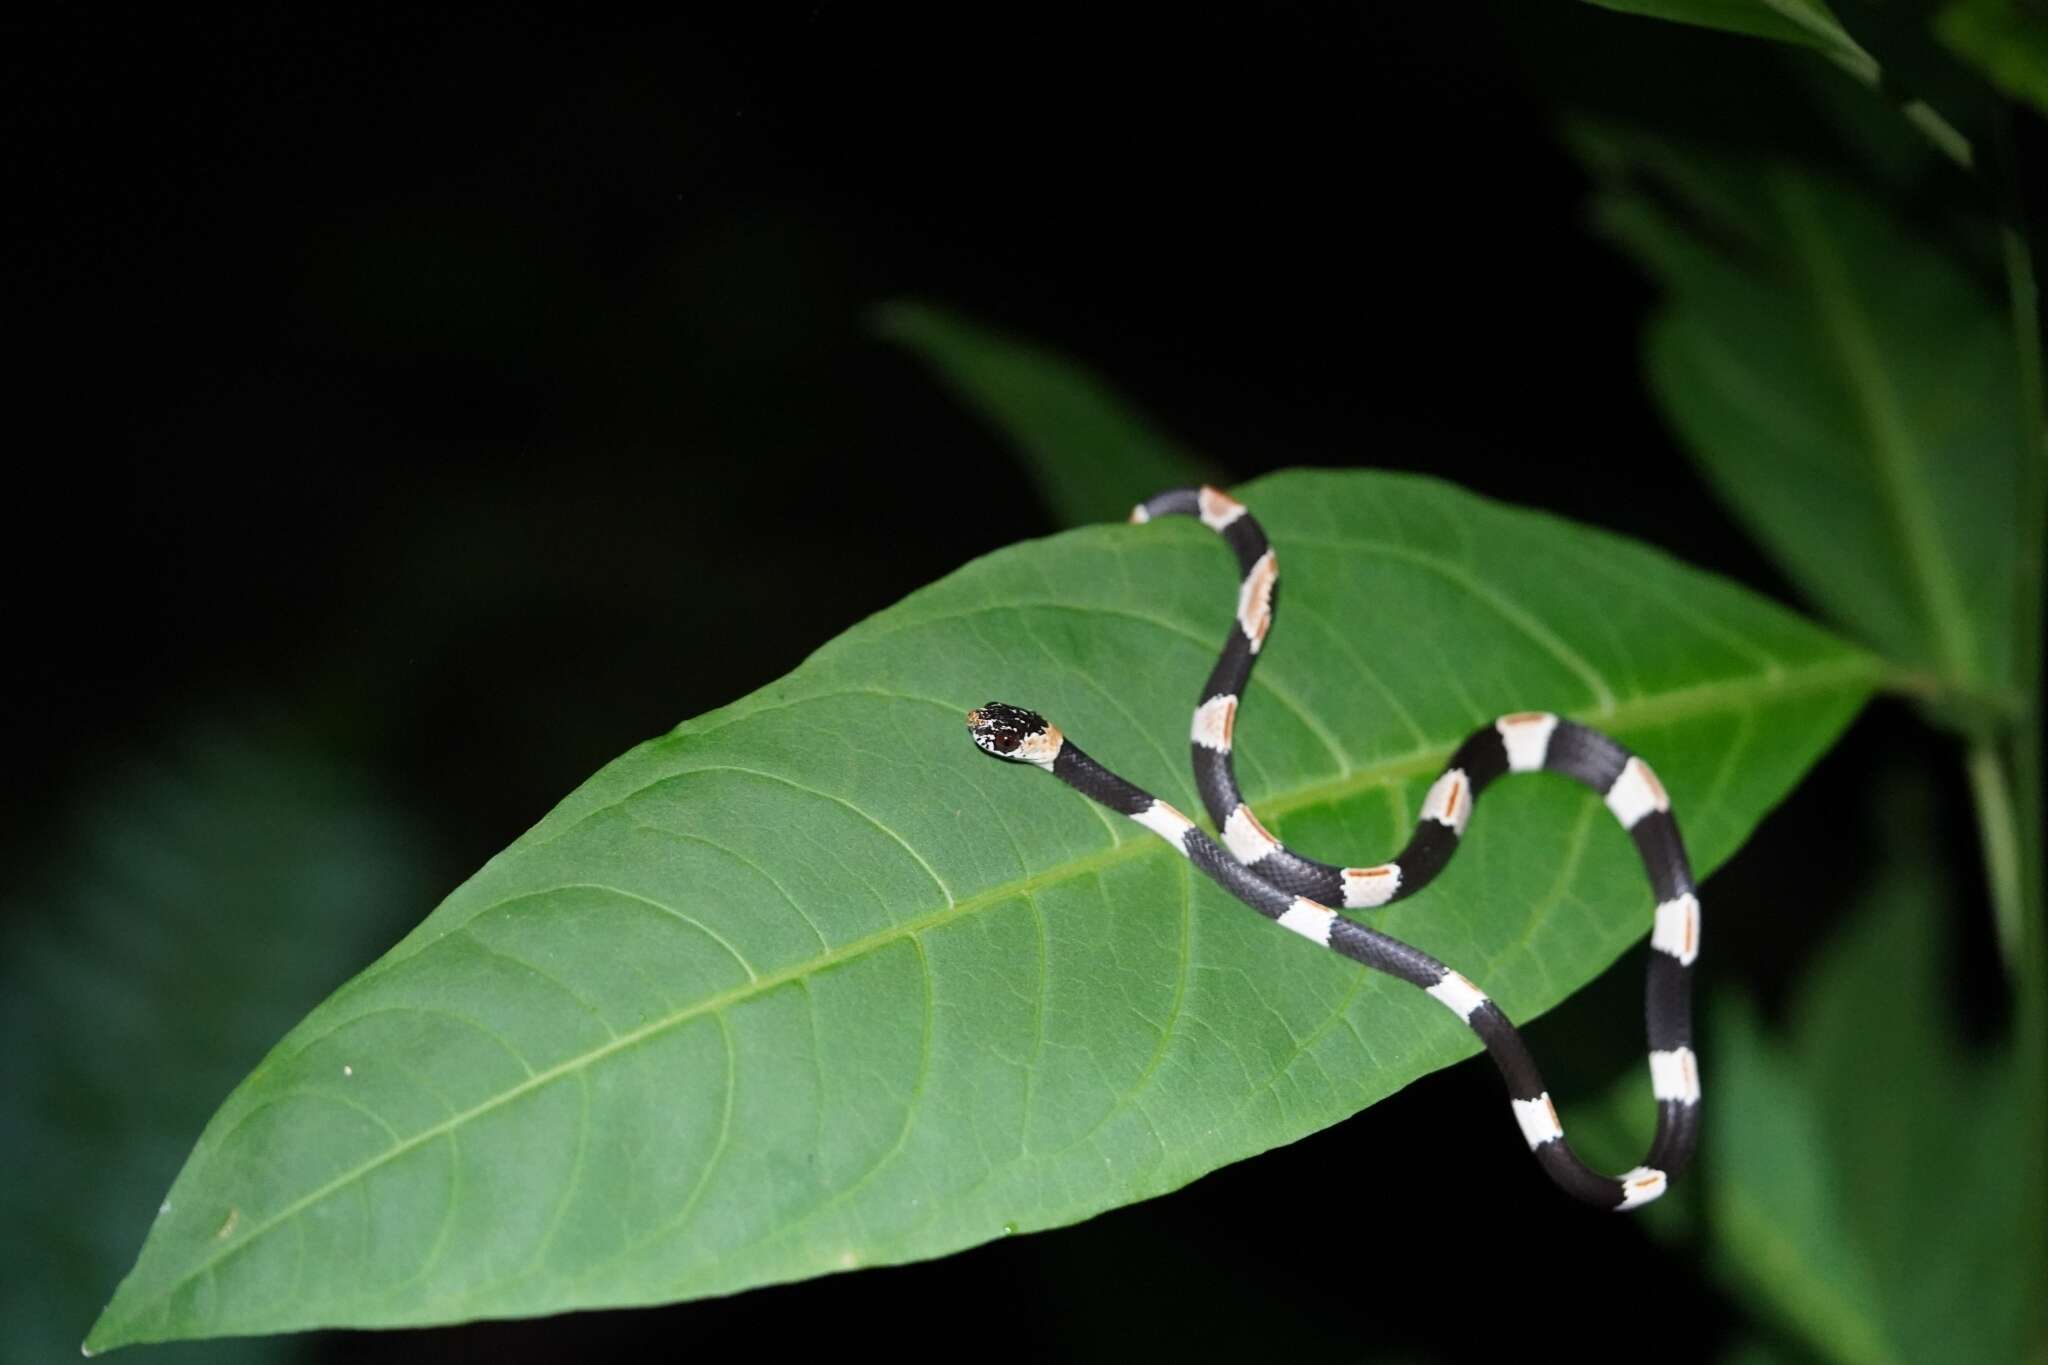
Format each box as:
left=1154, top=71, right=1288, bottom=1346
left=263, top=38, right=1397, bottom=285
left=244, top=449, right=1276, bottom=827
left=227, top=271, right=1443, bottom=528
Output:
left=1710, top=997, right=1900, bottom=1365
left=1576, top=1, right=1974, bottom=164
left=1580, top=0, right=1859, bottom=53
left=1705, top=796, right=2025, bottom=1365
left=90, top=469, right=1880, bottom=1348
left=875, top=300, right=1212, bottom=527
left=1591, top=776, right=2030, bottom=1364
left=1794, top=51, right=1947, bottom=190
left=1935, top=0, right=2048, bottom=116
left=0, top=723, right=434, bottom=1364
left=1580, top=139, right=2021, bottom=722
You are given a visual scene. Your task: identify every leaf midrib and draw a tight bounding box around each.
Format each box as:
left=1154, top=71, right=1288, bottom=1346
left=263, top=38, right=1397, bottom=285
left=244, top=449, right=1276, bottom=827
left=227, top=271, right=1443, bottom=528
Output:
left=127, top=647, right=1887, bottom=1324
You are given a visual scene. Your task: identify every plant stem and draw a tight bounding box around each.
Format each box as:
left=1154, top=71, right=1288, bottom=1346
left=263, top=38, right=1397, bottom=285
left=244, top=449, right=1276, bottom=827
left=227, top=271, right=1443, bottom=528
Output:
left=1991, top=107, right=2046, bottom=1359
left=1966, top=742, right=2028, bottom=979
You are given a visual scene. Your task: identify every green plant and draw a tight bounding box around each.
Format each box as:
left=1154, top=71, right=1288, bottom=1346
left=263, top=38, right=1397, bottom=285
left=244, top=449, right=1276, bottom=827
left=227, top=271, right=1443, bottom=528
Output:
left=83, top=4, right=2044, bottom=1360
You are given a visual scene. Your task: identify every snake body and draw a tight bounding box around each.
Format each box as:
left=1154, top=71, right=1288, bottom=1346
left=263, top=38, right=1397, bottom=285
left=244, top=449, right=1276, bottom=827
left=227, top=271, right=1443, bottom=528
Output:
left=966, top=485, right=1700, bottom=1210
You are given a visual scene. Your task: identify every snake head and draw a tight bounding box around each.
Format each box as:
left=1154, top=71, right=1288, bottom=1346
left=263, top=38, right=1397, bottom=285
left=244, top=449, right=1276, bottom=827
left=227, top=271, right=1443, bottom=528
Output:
left=966, top=702, right=1063, bottom=767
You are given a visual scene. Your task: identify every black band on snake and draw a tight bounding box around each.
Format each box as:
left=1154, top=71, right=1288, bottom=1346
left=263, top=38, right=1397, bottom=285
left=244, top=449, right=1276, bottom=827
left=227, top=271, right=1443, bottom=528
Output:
left=965, top=485, right=1700, bottom=1210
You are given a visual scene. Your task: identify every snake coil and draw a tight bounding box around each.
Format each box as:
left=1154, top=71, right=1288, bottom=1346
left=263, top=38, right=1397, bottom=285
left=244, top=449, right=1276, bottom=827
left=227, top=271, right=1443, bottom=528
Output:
left=966, top=485, right=1699, bottom=1210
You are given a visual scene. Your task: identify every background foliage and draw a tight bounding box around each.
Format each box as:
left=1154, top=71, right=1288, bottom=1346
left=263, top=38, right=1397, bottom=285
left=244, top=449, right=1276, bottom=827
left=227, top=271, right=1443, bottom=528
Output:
left=9, top=4, right=2041, bottom=1362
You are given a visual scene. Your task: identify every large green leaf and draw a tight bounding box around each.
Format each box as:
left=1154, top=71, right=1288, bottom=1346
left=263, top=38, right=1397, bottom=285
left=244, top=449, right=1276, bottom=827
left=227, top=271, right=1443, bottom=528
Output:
left=1581, top=142, right=2022, bottom=715
left=89, top=469, right=1883, bottom=1350
left=874, top=300, right=1214, bottom=528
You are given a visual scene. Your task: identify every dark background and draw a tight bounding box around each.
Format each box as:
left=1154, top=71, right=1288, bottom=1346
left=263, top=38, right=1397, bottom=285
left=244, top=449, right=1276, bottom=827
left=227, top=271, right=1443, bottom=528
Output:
left=6, top=6, right=1998, bottom=1361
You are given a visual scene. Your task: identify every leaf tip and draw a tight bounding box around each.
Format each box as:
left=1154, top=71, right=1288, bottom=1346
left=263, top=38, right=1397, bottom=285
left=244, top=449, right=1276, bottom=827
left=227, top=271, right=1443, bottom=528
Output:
left=82, top=1273, right=153, bottom=1357
left=80, top=1316, right=114, bottom=1358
